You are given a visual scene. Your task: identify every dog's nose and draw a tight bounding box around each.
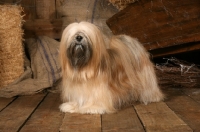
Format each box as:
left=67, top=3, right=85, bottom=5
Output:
left=76, top=35, right=83, bottom=42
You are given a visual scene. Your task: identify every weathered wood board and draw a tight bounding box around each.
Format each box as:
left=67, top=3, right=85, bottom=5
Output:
left=20, top=93, right=64, bottom=132
left=102, top=107, right=145, bottom=132
left=0, top=88, right=200, bottom=131
left=134, top=102, right=192, bottom=132
left=0, top=97, right=15, bottom=111
left=107, top=0, right=200, bottom=57
left=182, top=88, right=200, bottom=104
left=60, top=113, right=101, bottom=132
left=23, top=19, right=63, bottom=39
left=0, top=93, right=46, bottom=132
left=35, top=0, right=56, bottom=19
left=164, top=88, right=200, bottom=132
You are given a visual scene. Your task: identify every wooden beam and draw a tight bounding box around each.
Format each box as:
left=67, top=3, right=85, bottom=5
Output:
left=150, top=42, right=200, bottom=57
left=107, top=0, right=200, bottom=56
left=23, top=19, right=63, bottom=39
left=35, top=0, right=56, bottom=19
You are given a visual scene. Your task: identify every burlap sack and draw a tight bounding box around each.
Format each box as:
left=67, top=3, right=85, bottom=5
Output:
left=0, top=36, right=61, bottom=98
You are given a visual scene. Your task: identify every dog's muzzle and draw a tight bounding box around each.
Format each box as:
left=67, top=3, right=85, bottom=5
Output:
left=67, top=34, right=92, bottom=69
left=73, top=43, right=85, bottom=59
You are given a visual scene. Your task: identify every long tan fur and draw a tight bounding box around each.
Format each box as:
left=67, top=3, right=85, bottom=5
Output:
left=59, top=22, right=164, bottom=114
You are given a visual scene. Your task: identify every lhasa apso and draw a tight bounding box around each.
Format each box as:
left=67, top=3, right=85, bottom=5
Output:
left=59, top=22, right=164, bottom=114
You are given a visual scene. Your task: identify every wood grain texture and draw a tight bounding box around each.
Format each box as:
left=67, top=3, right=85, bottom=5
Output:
left=134, top=102, right=192, bottom=132
left=0, top=89, right=200, bottom=131
left=102, top=107, right=145, bottom=132
left=60, top=113, right=101, bottom=132
left=150, top=42, right=200, bottom=57
left=0, top=97, right=15, bottom=111
left=20, top=0, right=36, bottom=20
left=0, top=93, right=46, bottom=132
left=55, top=0, right=64, bottom=18
left=23, top=19, right=63, bottom=39
left=20, top=93, right=64, bottom=132
left=107, top=0, right=200, bottom=55
left=164, top=89, right=200, bottom=132
left=35, top=0, right=56, bottom=19
left=58, top=0, right=95, bottom=24
left=182, top=88, right=200, bottom=104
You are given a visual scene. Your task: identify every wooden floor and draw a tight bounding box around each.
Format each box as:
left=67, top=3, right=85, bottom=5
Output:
left=0, top=88, right=200, bottom=132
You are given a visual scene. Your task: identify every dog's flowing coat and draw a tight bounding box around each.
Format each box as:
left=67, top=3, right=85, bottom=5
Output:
left=59, top=22, right=164, bottom=114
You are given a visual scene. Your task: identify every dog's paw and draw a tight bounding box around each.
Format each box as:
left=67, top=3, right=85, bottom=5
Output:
left=59, top=102, right=78, bottom=113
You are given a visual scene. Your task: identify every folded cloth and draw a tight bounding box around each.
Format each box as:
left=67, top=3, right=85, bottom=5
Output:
left=0, top=36, right=61, bottom=98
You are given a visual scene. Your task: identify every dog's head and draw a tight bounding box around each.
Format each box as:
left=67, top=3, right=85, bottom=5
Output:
left=60, top=22, right=108, bottom=79
left=66, top=31, right=92, bottom=68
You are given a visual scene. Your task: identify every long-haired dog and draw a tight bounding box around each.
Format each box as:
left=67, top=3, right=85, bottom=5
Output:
left=59, top=22, right=164, bottom=114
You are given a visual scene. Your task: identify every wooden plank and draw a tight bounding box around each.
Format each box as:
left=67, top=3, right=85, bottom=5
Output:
left=102, top=107, right=145, bottom=132
left=59, top=0, right=95, bottom=25
left=164, top=88, right=200, bottom=132
left=35, top=0, right=56, bottom=19
left=134, top=102, right=192, bottom=132
left=23, top=19, right=63, bottom=39
left=0, top=93, right=46, bottom=132
left=60, top=113, right=101, bottom=132
left=0, top=0, right=14, bottom=4
left=182, top=88, right=200, bottom=104
left=55, top=0, right=64, bottom=18
left=0, top=97, right=15, bottom=111
left=150, top=42, right=200, bottom=57
left=107, top=0, right=200, bottom=55
left=20, top=93, right=64, bottom=132
left=20, top=0, right=36, bottom=20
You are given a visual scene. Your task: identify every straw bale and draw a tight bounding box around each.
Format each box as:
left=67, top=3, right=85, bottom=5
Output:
left=0, top=5, right=24, bottom=88
left=108, top=0, right=136, bottom=10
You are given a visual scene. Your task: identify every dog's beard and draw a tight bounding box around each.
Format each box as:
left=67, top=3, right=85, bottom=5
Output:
left=67, top=32, right=92, bottom=69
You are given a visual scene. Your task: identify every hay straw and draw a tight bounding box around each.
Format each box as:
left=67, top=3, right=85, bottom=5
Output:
left=0, top=5, right=24, bottom=88
left=108, top=0, right=136, bottom=10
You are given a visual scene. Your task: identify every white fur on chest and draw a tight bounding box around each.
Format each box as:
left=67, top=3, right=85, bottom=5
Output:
left=62, top=76, right=112, bottom=107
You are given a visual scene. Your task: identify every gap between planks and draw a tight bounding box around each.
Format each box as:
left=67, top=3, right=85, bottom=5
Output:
left=1, top=88, right=200, bottom=131
left=164, top=88, right=200, bottom=132
left=134, top=102, right=192, bottom=132
left=20, top=93, right=64, bottom=132
left=0, top=93, right=47, bottom=132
